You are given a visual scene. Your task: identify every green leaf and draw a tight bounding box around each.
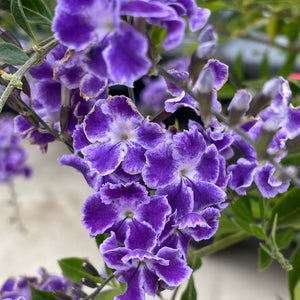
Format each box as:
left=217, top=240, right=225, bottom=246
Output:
left=214, top=213, right=240, bottom=240
left=151, top=25, right=167, bottom=46
left=95, top=233, right=110, bottom=248
left=231, top=195, right=255, bottom=224
left=94, top=288, right=123, bottom=300
left=280, top=53, right=297, bottom=77
left=233, top=52, right=243, bottom=84
left=289, top=240, right=300, bottom=300
left=181, top=275, right=197, bottom=300
left=260, top=53, right=269, bottom=78
left=272, top=187, right=300, bottom=228
left=22, top=0, right=52, bottom=25
left=258, top=244, right=272, bottom=271
left=187, top=256, right=202, bottom=272
left=30, top=285, right=59, bottom=300
left=276, top=228, right=295, bottom=249
left=250, top=224, right=267, bottom=240
left=58, top=257, right=102, bottom=284
left=11, top=0, right=35, bottom=41
left=266, top=16, right=278, bottom=42
left=0, top=42, right=28, bottom=65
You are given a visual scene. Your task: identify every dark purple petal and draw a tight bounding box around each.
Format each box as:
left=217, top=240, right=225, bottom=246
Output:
left=195, top=144, right=219, bottom=183
left=285, top=105, right=300, bottom=139
left=165, top=91, right=199, bottom=114
left=154, top=247, right=192, bottom=286
left=203, top=59, right=228, bottom=90
left=52, top=9, right=94, bottom=51
left=80, top=73, right=107, bottom=100
left=228, top=158, right=256, bottom=195
left=189, top=7, right=210, bottom=31
left=136, top=118, right=165, bottom=149
left=82, top=142, right=126, bottom=175
left=142, top=268, right=158, bottom=296
left=120, top=1, right=176, bottom=18
left=254, top=164, right=290, bottom=198
left=165, top=70, right=189, bottom=96
left=172, top=128, right=206, bottom=162
left=143, top=142, right=179, bottom=189
left=126, top=220, right=157, bottom=250
left=157, top=182, right=193, bottom=218
left=122, top=142, right=145, bottom=174
left=82, top=193, right=117, bottom=236
left=58, top=0, right=95, bottom=13
left=138, top=195, right=171, bottom=233
left=29, top=61, right=53, bottom=81
left=103, top=24, right=151, bottom=87
left=189, top=180, right=226, bottom=211
left=100, top=182, right=149, bottom=206
left=84, top=100, right=110, bottom=144
left=72, top=124, right=90, bottom=153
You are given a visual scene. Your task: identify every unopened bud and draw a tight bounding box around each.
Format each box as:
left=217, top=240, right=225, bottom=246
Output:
left=277, top=166, right=298, bottom=182
left=72, top=287, right=88, bottom=298
left=194, top=67, right=215, bottom=127
left=286, top=134, right=300, bottom=154
left=196, top=25, right=218, bottom=60
left=255, top=118, right=279, bottom=160
left=60, top=85, right=71, bottom=133
left=228, top=90, right=251, bottom=126
left=247, top=78, right=281, bottom=116
left=81, top=277, right=98, bottom=288
left=52, top=290, right=73, bottom=300
left=82, top=261, right=100, bottom=277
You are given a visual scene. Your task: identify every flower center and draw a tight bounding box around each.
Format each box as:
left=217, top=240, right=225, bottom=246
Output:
left=124, top=210, right=134, bottom=219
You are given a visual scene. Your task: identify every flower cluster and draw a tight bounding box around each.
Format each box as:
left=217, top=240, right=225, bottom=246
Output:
left=0, top=115, right=31, bottom=183
left=0, top=268, right=79, bottom=300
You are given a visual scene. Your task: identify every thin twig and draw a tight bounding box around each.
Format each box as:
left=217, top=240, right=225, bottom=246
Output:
left=8, top=179, right=27, bottom=233
left=0, top=37, right=59, bottom=113
left=83, top=274, right=115, bottom=300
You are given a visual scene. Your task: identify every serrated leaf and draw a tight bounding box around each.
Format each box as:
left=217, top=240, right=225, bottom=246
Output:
left=276, top=228, right=295, bottom=249
left=288, top=240, right=300, bottom=300
left=11, top=0, right=35, bottom=41
left=58, top=257, right=102, bottom=284
left=181, top=275, right=197, bottom=300
left=250, top=224, right=267, bottom=240
left=0, top=42, right=28, bottom=65
left=272, top=187, right=300, bottom=229
left=258, top=244, right=272, bottom=271
left=30, top=285, right=59, bottom=300
left=22, top=0, right=52, bottom=25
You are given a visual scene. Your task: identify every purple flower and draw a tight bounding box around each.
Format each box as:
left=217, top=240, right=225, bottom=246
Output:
left=143, top=127, right=227, bottom=219
left=0, top=268, right=79, bottom=300
left=82, top=182, right=171, bottom=250
left=100, top=233, right=192, bottom=300
left=80, top=96, right=165, bottom=176
left=0, top=116, right=31, bottom=183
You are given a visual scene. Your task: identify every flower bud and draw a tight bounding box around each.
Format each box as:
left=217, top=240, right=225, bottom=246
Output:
left=82, top=261, right=100, bottom=277
left=228, top=90, right=251, bottom=126
left=52, top=290, right=73, bottom=300
left=193, top=67, right=215, bottom=127
left=255, top=118, right=279, bottom=160
left=247, top=78, right=281, bottom=116
left=72, top=287, right=88, bottom=298
left=81, top=277, right=98, bottom=288
left=60, top=85, right=71, bottom=133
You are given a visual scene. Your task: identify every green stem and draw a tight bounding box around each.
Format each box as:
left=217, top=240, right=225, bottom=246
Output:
left=188, top=232, right=250, bottom=258
left=155, top=64, right=300, bottom=190
left=0, top=37, right=59, bottom=113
